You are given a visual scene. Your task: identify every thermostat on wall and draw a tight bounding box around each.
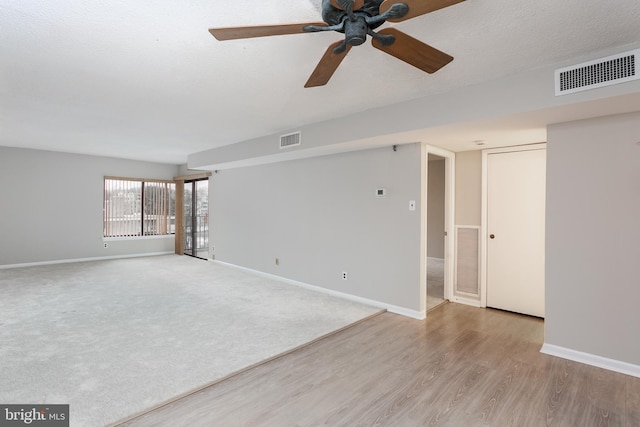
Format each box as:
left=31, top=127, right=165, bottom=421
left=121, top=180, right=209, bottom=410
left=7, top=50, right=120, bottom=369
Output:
left=376, top=188, right=387, bottom=198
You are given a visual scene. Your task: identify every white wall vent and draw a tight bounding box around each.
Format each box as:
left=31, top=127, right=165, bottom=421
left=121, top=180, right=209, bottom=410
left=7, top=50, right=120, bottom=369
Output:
left=555, top=49, right=638, bottom=96
left=280, top=131, right=301, bottom=149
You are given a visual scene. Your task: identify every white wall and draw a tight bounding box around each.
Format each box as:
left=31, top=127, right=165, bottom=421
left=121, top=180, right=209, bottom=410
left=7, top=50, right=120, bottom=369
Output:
left=211, top=144, right=423, bottom=312
left=189, top=43, right=640, bottom=171
left=545, top=112, right=640, bottom=366
left=0, top=147, right=180, bottom=266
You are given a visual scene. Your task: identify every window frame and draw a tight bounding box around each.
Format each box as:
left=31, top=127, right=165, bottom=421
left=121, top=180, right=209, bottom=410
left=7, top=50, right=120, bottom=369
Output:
left=103, top=176, right=176, bottom=239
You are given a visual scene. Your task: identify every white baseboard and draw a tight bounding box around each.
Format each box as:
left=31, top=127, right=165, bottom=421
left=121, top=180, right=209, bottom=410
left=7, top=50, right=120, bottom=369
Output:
left=541, top=343, right=640, bottom=378
left=214, top=261, right=426, bottom=320
left=0, top=252, right=175, bottom=270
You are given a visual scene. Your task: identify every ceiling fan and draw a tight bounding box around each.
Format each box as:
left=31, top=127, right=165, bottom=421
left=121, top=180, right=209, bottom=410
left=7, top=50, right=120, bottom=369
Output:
left=209, top=0, right=465, bottom=88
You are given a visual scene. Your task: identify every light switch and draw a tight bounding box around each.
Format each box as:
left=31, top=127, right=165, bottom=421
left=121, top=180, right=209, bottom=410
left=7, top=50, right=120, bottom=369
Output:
left=409, top=200, right=416, bottom=211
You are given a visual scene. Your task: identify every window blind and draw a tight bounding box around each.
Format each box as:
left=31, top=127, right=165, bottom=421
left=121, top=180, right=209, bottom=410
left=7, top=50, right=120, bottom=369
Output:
left=104, top=178, right=175, bottom=237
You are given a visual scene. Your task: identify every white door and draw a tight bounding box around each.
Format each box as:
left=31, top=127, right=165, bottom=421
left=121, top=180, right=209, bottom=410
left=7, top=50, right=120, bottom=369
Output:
left=486, top=148, right=546, bottom=317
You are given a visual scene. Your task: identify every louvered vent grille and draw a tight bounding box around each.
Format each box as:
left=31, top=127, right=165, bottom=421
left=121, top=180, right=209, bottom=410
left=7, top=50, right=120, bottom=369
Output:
left=280, top=132, right=301, bottom=149
left=555, top=49, right=639, bottom=96
left=455, top=226, right=480, bottom=297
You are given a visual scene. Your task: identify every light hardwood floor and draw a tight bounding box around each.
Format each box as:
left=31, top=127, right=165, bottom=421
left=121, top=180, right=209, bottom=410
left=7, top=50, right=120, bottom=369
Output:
left=120, top=303, right=640, bottom=427
left=427, top=257, right=445, bottom=311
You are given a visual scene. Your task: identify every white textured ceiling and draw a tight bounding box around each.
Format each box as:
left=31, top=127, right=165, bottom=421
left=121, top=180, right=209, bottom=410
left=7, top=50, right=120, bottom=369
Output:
left=1, top=0, right=639, bottom=163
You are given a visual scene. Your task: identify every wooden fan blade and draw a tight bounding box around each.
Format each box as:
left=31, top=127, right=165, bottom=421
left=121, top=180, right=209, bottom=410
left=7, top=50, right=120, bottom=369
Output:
left=372, top=28, right=453, bottom=74
left=330, top=0, right=366, bottom=10
left=379, top=0, right=465, bottom=22
left=305, top=41, right=352, bottom=88
left=209, top=22, right=327, bottom=41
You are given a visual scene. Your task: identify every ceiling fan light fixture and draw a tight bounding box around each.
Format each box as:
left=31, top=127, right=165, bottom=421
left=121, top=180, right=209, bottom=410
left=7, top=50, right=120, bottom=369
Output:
left=344, top=16, right=368, bottom=46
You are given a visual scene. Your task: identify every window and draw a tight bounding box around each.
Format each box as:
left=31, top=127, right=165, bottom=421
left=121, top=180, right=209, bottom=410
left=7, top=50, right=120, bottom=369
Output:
left=104, top=177, right=176, bottom=237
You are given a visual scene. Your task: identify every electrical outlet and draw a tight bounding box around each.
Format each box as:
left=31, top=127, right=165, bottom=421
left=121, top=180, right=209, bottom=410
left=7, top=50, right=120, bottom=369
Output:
left=103, top=243, right=108, bottom=248
left=342, top=272, right=348, bottom=280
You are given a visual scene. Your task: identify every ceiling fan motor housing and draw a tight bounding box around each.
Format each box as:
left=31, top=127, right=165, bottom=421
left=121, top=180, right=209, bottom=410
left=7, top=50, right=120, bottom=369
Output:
left=322, top=0, right=385, bottom=29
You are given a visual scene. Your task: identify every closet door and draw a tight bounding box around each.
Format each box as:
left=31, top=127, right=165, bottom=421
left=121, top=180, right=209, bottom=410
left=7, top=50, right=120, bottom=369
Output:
left=486, top=148, right=546, bottom=317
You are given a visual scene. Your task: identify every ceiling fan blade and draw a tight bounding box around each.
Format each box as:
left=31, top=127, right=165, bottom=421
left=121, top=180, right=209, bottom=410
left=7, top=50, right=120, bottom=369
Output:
left=379, top=0, right=465, bottom=22
left=305, top=41, right=353, bottom=88
left=209, top=22, right=327, bottom=41
left=330, top=0, right=366, bottom=11
left=372, top=28, right=453, bottom=74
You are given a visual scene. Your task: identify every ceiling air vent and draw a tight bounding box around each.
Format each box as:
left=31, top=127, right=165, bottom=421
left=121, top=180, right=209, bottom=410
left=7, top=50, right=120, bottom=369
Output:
left=280, top=131, right=301, bottom=149
left=555, top=49, right=638, bottom=96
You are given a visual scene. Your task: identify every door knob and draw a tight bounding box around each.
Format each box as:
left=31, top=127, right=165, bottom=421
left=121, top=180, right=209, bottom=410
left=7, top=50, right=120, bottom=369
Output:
left=490, top=234, right=495, bottom=239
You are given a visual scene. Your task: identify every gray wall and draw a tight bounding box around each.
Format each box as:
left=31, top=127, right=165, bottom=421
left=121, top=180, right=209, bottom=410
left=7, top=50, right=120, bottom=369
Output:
left=211, top=144, right=423, bottom=311
left=546, top=111, right=640, bottom=365
left=0, top=147, right=180, bottom=266
left=427, top=158, right=445, bottom=258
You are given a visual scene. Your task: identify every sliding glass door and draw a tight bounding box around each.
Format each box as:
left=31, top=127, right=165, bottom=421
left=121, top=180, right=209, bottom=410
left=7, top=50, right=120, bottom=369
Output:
left=183, top=178, right=209, bottom=259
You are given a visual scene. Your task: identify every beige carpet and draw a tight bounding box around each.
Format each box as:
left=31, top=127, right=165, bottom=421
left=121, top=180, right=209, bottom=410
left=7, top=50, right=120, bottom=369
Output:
left=0, top=255, right=381, bottom=426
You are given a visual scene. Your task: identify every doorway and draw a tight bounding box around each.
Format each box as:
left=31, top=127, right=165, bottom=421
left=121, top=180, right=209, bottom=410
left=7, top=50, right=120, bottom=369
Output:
left=422, top=145, right=455, bottom=316
left=481, top=145, right=546, bottom=317
left=427, top=154, right=446, bottom=310
left=183, top=178, right=209, bottom=260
